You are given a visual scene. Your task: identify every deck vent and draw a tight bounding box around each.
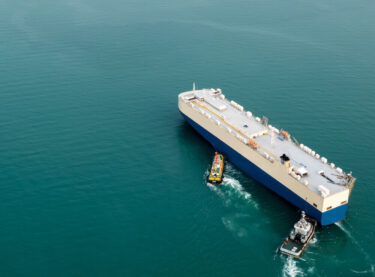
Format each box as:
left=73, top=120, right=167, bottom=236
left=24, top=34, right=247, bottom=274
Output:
left=318, top=185, right=330, bottom=197
left=296, top=167, right=308, bottom=177
left=230, top=100, right=243, bottom=111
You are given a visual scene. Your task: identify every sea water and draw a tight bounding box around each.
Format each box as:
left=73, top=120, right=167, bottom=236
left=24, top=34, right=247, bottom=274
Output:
left=0, top=0, right=374, bottom=276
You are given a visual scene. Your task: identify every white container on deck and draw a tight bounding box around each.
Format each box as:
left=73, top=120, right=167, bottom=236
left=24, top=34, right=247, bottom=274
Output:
left=318, top=185, right=330, bottom=197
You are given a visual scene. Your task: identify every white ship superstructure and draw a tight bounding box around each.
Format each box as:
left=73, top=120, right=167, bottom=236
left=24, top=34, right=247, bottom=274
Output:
left=178, top=87, right=355, bottom=225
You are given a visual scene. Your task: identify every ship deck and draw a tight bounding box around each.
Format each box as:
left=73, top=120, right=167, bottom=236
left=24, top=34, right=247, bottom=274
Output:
left=181, top=88, right=351, bottom=197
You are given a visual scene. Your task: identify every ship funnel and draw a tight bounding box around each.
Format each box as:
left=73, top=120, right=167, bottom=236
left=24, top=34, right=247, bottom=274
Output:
left=193, top=82, right=196, bottom=91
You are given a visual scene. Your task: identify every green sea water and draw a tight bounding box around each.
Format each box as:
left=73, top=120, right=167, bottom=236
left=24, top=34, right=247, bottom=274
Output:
left=1, top=0, right=375, bottom=276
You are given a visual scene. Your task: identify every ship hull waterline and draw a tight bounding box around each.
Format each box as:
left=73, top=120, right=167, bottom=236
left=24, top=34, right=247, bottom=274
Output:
left=181, top=112, right=348, bottom=226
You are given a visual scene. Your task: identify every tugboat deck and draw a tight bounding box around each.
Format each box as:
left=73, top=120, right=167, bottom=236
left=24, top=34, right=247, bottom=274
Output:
left=280, top=239, right=304, bottom=257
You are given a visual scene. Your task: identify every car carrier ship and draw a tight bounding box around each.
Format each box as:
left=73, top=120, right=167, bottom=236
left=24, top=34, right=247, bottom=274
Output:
left=178, top=86, right=355, bottom=225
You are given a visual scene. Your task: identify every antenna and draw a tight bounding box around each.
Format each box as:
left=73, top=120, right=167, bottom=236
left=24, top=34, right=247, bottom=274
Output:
left=193, top=82, right=196, bottom=91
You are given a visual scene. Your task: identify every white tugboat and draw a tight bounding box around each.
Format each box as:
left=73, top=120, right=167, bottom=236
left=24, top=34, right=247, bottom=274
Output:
left=280, top=211, right=317, bottom=258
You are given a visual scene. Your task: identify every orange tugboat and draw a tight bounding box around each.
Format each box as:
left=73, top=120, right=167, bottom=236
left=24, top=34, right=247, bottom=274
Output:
left=207, top=152, right=224, bottom=184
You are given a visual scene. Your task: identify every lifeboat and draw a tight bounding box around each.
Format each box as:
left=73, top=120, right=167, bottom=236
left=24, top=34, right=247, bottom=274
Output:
left=207, top=152, right=225, bottom=184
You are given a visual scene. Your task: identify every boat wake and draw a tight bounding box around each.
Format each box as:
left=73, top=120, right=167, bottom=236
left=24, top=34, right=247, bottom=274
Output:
left=335, top=222, right=375, bottom=275
left=206, top=173, right=258, bottom=209
left=309, top=237, right=317, bottom=245
left=350, top=264, right=375, bottom=274
left=282, top=257, right=305, bottom=277
left=221, top=214, right=249, bottom=239
left=206, top=163, right=262, bottom=240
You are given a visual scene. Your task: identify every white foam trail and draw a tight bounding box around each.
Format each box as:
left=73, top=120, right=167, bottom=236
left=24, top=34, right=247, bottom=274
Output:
left=309, top=237, right=317, bottom=245
left=335, top=222, right=353, bottom=239
left=282, top=257, right=304, bottom=277
left=307, top=267, right=315, bottom=274
left=222, top=176, right=259, bottom=209
left=222, top=215, right=248, bottom=238
left=336, top=222, right=375, bottom=274
left=351, top=266, right=375, bottom=274
left=206, top=164, right=258, bottom=209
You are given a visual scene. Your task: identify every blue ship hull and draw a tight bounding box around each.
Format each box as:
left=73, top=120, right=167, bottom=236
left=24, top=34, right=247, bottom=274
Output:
left=181, top=112, right=347, bottom=226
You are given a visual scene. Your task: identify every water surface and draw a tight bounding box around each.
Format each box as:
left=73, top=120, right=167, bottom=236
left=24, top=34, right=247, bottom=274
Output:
left=0, top=0, right=375, bottom=276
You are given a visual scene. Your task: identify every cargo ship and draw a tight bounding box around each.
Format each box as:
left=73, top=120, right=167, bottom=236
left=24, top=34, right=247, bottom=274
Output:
left=207, top=152, right=224, bottom=184
left=178, top=86, right=355, bottom=225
